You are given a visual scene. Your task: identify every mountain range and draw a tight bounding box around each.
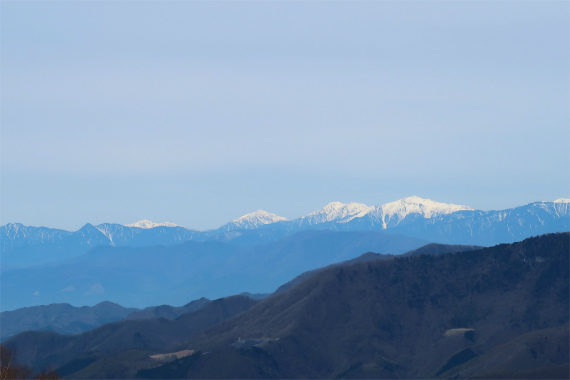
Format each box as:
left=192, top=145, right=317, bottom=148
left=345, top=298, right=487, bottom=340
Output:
left=4, top=233, right=568, bottom=379
left=2, top=196, right=569, bottom=268
left=0, top=298, right=216, bottom=343
left=2, top=196, right=568, bottom=312
left=0, top=230, right=428, bottom=311
left=0, top=302, right=138, bottom=342
left=1, top=245, right=479, bottom=342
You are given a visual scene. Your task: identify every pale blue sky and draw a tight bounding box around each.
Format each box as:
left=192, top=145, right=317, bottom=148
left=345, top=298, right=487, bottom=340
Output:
left=1, top=1, right=568, bottom=231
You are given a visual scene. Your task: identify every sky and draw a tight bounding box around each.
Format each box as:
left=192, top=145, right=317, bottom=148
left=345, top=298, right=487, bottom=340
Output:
left=1, top=1, right=568, bottom=231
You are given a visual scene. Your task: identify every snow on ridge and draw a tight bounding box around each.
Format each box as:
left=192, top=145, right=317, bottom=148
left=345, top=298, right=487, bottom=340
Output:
left=382, top=196, right=473, bottom=217
left=126, top=220, right=181, bottom=229
left=229, top=210, right=287, bottom=229
left=379, top=196, right=473, bottom=229
left=95, top=225, right=115, bottom=245
left=296, top=197, right=473, bottom=227
left=301, top=201, right=374, bottom=224
left=553, top=198, right=570, bottom=203
left=234, top=210, right=288, bottom=223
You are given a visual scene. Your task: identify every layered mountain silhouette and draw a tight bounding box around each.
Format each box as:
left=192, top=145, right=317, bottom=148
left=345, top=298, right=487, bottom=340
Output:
left=1, top=230, right=427, bottom=311
left=4, top=296, right=258, bottom=378
left=4, top=233, right=568, bottom=379
left=2, top=197, right=569, bottom=268
left=1, top=245, right=478, bottom=341
left=0, top=298, right=214, bottom=342
left=125, top=297, right=211, bottom=321
left=0, top=301, right=138, bottom=342
left=2, top=198, right=569, bottom=311
left=156, top=233, right=567, bottom=379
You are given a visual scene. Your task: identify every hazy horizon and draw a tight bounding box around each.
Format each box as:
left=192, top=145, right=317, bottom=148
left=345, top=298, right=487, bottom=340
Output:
left=1, top=1, right=568, bottom=231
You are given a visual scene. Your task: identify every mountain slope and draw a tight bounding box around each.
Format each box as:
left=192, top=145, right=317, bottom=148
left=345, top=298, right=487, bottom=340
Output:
left=4, top=234, right=568, bottom=378
left=4, top=295, right=258, bottom=376
left=273, top=243, right=482, bottom=295
left=141, top=233, right=569, bottom=379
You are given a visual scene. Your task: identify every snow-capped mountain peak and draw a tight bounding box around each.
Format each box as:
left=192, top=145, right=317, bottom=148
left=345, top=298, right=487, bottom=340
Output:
left=226, top=210, right=287, bottom=230
left=301, top=201, right=373, bottom=224
left=379, top=196, right=473, bottom=228
left=126, top=220, right=180, bottom=229
left=553, top=198, right=570, bottom=203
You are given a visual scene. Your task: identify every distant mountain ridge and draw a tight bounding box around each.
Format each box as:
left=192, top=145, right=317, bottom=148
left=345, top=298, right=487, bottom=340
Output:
left=0, top=301, right=138, bottom=342
left=2, top=197, right=568, bottom=260
left=5, top=295, right=260, bottom=377
left=292, top=196, right=473, bottom=228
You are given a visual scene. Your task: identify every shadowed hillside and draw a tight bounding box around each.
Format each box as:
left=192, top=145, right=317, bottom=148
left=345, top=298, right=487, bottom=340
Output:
left=4, top=296, right=257, bottom=376
left=5, top=233, right=569, bottom=379
left=140, top=233, right=569, bottom=379
left=274, top=243, right=481, bottom=295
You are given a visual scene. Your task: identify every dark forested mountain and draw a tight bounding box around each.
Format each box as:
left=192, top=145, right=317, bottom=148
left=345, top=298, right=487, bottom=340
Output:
left=4, top=296, right=258, bottom=378
left=5, top=233, right=568, bottom=379
left=401, top=243, right=482, bottom=257
left=146, top=233, right=568, bottom=379
left=0, top=301, right=138, bottom=342
left=0, top=298, right=216, bottom=342
left=273, top=243, right=482, bottom=295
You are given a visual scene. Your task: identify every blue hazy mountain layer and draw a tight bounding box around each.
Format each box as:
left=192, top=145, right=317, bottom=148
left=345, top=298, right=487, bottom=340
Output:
left=2, top=201, right=568, bottom=270
left=0, top=223, right=204, bottom=268
left=0, top=230, right=427, bottom=311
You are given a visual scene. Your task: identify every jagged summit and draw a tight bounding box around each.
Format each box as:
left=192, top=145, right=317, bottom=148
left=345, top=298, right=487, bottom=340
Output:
left=225, top=210, right=287, bottom=230
left=2, top=197, right=566, bottom=240
left=297, top=196, right=473, bottom=228
left=126, top=220, right=180, bottom=229
left=378, top=196, right=473, bottom=228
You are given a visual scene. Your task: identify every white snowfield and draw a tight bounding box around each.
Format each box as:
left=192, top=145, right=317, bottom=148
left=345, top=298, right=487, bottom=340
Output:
left=227, top=210, right=288, bottom=230
left=126, top=220, right=181, bottom=229
left=125, top=196, right=568, bottom=231
left=376, top=196, right=474, bottom=228
left=299, top=196, right=473, bottom=229
left=301, top=201, right=373, bottom=224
